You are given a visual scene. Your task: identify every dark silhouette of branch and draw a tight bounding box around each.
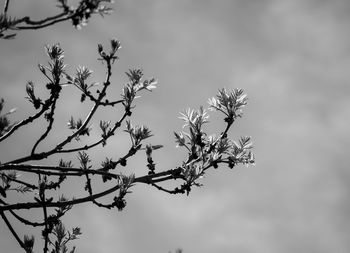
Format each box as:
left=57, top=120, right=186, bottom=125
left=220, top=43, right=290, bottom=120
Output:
left=3, top=0, right=10, bottom=14
left=0, top=10, right=255, bottom=253
left=0, top=210, right=27, bottom=251
left=0, top=0, right=113, bottom=39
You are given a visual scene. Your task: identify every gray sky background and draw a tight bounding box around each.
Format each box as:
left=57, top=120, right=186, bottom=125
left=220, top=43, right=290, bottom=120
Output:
left=1, top=0, right=350, bottom=253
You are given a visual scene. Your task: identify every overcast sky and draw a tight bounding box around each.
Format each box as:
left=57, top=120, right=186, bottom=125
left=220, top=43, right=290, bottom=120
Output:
left=1, top=0, right=350, bottom=253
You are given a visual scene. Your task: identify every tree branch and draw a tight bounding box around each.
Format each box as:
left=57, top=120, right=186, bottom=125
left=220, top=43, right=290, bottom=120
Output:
left=0, top=168, right=185, bottom=211
left=31, top=94, right=59, bottom=155
left=3, top=0, right=10, bottom=14
left=0, top=210, right=26, bottom=251
left=0, top=99, right=54, bottom=143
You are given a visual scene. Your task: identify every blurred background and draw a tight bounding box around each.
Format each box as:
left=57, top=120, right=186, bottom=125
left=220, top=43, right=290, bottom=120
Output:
left=1, top=0, right=350, bottom=252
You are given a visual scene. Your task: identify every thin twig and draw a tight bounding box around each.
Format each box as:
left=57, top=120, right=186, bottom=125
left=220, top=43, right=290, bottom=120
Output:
left=0, top=210, right=26, bottom=250
left=11, top=209, right=45, bottom=227
left=4, top=0, right=10, bottom=14
left=5, top=60, right=113, bottom=164
left=57, top=110, right=128, bottom=154
left=41, top=189, right=49, bottom=253
left=54, top=59, right=113, bottom=152
left=15, top=15, right=72, bottom=30
left=31, top=96, right=58, bottom=155
left=1, top=198, right=44, bottom=226
left=0, top=168, right=184, bottom=211
left=0, top=99, right=53, bottom=143
left=17, top=12, right=67, bottom=26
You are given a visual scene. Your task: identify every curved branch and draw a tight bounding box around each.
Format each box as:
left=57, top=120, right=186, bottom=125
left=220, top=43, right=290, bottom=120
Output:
left=31, top=94, right=59, bottom=155
left=0, top=168, right=183, bottom=211
left=14, top=13, right=69, bottom=28
left=1, top=182, right=121, bottom=211
left=11, top=209, right=45, bottom=227
left=4, top=58, right=115, bottom=165
left=53, top=58, right=113, bottom=152
left=57, top=110, right=128, bottom=154
left=0, top=100, right=53, bottom=143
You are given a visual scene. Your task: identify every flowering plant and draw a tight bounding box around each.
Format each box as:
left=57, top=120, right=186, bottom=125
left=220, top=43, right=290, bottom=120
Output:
left=0, top=2, right=254, bottom=253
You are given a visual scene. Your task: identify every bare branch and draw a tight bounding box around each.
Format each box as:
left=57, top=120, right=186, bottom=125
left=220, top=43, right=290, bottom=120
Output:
left=0, top=210, right=27, bottom=251
left=3, top=0, right=10, bottom=14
